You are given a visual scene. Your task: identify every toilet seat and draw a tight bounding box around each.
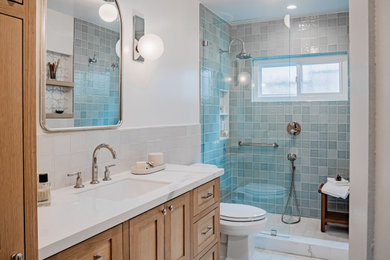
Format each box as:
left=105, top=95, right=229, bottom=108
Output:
left=220, top=203, right=266, bottom=222
left=220, top=203, right=267, bottom=237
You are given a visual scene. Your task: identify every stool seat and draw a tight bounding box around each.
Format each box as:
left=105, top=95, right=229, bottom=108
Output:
left=318, top=183, right=349, bottom=232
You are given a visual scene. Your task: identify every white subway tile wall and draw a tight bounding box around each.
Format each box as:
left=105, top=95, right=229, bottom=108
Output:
left=37, top=125, right=201, bottom=189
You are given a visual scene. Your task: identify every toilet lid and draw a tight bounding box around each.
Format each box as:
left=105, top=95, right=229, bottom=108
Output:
left=220, top=203, right=266, bottom=222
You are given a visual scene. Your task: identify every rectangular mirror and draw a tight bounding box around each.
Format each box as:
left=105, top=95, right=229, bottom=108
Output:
left=40, top=0, right=122, bottom=132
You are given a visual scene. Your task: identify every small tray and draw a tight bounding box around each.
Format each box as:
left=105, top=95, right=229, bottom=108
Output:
left=131, top=164, right=166, bottom=175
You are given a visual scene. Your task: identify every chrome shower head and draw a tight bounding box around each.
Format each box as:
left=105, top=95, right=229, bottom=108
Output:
left=219, top=38, right=252, bottom=60
left=236, top=50, right=252, bottom=60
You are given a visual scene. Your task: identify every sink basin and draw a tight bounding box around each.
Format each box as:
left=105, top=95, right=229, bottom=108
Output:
left=78, top=178, right=170, bottom=201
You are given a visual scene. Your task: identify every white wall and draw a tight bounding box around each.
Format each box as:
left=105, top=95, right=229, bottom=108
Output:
left=374, top=0, right=390, bottom=258
left=349, top=0, right=374, bottom=258
left=38, top=0, right=200, bottom=134
left=119, top=0, right=200, bottom=128
left=46, top=9, right=74, bottom=55
left=37, top=0, right=202, bottom=189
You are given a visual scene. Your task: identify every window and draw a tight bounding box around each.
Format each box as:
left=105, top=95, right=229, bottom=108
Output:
left=252, top=53, right=348, bottom=102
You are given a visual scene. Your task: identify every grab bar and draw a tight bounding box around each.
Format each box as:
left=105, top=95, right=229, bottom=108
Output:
left=238, top=141, right=279, bottom=148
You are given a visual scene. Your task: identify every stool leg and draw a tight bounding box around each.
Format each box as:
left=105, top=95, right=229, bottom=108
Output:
left=321, top=194, right=327, bottom=232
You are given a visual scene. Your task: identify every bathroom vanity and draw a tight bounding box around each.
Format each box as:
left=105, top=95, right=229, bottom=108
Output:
left=38, top=165, right=222, bottom=260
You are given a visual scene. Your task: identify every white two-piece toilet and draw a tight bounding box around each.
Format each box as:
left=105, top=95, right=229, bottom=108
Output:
left=220, top=203, right=267, bottom=260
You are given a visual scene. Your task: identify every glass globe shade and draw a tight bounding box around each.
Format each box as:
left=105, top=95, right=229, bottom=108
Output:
left=238, top=72, right=251, bottom=85
left=99, top=4, right=118, bottom=23
left=138, top=34, right=164, bottom=61
left=115, top=40, right=121, bottom=57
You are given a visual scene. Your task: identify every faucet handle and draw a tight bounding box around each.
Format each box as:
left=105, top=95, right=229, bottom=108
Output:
left=67, top=172, right=85, bottom=189
left=103, top=164, right=116, bottom=181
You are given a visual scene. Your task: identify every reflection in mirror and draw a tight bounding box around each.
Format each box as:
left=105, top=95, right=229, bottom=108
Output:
left=133, top=15, right=145, bottom=62
left=41, top=0, right=121, bottom=131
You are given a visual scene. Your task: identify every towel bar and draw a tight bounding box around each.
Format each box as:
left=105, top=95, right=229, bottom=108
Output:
left=238, top=141, right=279, bottom=148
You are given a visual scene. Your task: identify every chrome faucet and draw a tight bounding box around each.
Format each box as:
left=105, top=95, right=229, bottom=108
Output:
left=91, top=144, right=117, bottom=184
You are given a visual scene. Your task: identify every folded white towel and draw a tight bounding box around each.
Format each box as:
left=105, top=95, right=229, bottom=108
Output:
left=322, top=182, right=350, bottom=199
left=327, top=177, right=349, bottom=186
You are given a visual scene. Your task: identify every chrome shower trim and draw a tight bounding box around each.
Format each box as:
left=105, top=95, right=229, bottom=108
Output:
left=219, top=38, right=252, bottom=59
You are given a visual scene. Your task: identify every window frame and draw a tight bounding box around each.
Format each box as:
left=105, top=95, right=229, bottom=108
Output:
left=252, top=52, right=349, bottom=102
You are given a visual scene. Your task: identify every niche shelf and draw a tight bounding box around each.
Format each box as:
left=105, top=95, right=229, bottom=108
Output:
left=46, top=79, right=74, bottom=88
left=46, top=113, right=74, bottom=119
left=219, top=90, right=229, bottom=139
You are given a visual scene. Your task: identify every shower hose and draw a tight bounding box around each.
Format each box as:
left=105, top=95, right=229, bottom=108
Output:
left=281, top=155, right=301, bottom=224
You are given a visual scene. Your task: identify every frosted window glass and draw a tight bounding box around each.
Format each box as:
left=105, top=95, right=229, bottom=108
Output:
left=261, top=66, right=297, bottom=96
left=301, top=63, right=340, bottom=93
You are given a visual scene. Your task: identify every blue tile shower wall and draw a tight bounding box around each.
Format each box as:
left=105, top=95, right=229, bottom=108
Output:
left=200, top=8, right=350, bottom=219
left=73, top=18, right=120, bottom=127
left=228, top=13, right=350, bottom=218
left=200, top=5, right=232, bottom=201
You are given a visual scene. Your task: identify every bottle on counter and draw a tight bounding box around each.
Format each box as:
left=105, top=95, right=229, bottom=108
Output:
left=37, top=173, right=51, bottom=207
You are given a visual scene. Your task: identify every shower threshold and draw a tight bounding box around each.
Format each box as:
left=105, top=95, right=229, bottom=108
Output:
left=255, top=213, right=349, bottom=260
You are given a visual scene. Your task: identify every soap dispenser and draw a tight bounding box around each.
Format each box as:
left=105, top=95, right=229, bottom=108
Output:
left=37, top=173, right=51, bottom=207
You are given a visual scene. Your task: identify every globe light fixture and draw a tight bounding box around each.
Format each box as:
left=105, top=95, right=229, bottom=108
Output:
left=137, top=34, right=165, bottom=61
left=99, top=3, right=118, bottom=23
left=238, top=72, right=251, bottom=85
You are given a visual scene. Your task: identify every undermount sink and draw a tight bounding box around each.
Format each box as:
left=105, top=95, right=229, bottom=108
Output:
left=78, top=178, right=170, bottom=201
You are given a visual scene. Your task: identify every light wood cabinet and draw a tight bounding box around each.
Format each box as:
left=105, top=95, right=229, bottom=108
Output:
left=165, top=193, right=191, bottom=260
left=43, top=179, right=220, bottom=260
left=192, top=207, right=219, bottom=257
left=0, top=11, right=24, bottom=260
left=194, top=243, right=219, bottom=260
left=129, top=205, right=165, bottom=260
left=47, top=225, right=123, bottom=260
left=0, top=0, right=36, bottom=259
left=128, top=193, right=191, bottom=260
left=192, top=179, right=220, bottom=216
left=191, top=178, right=220, bottom=259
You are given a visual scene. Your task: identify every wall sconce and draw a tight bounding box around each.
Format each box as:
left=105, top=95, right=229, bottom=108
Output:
left=99, top=0, right=118, bottom=23
left=133, top=15, right=164, bottom=62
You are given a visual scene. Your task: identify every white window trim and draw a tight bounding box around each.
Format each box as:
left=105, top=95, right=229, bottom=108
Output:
left=252, top=53, right=349, bottom=102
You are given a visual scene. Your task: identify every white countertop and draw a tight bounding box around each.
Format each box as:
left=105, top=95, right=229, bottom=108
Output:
left=38, top=164, right=223, bottom=259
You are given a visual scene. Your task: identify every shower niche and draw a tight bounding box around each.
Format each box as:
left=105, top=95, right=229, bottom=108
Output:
left=219, top=89, right=229, bottom=139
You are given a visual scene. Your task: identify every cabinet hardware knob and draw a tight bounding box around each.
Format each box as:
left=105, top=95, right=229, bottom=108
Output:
left=168, top=205, right=174, bottom=211
left=162, top=208, right=167, bottom=215
left=201, top=226, right=213, bottom=235
left=11, top=253, right=23, bottom=260
left=201, top=192, right=213, bottom=199
left=93, top=255, right=103, bottom=260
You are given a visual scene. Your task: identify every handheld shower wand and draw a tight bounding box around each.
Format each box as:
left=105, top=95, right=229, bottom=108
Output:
left=281, top=153, right=302, bottom=224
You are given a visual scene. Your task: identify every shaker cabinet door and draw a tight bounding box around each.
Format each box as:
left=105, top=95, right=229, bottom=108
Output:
left=165, top=193, right=191, bottom=260
left=0, top=12, right=24, bottom=260
left=130, top=205, right=166, bottom=260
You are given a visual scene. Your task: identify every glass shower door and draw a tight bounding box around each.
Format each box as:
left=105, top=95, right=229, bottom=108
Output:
left=228, top=18, right=295, bottom=236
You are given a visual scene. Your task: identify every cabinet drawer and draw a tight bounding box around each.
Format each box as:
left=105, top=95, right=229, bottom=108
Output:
left=46, top=225, right=123, bottom=260
left=0, top=0, right=23, bottom=7
left=195, top=243, right=219, bottom=260
left=0, top=0, right=25, bottom=18
left=192, top=207, right=220, bottom=257
left=192, top=179, right=220, bottom=216
left=8, top=0, right=23, bottom=4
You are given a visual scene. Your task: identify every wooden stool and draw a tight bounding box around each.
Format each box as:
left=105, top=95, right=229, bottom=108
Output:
left=318, top=183, right=349, bottom=232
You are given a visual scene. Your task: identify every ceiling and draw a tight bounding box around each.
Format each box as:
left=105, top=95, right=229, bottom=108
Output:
left=47, top=0, right=120, bottom=32
left=200, top=0, right=349, bottom=24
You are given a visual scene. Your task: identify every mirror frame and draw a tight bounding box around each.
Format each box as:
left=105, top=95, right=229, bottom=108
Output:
left=39, top=0, right=123, bottom=132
